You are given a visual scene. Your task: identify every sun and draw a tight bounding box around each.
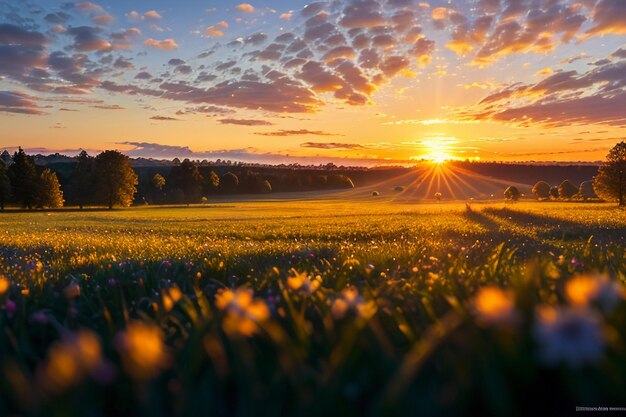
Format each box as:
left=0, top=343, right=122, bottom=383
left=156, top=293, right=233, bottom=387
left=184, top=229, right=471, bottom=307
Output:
left=420, top=138, right=456, bottom=164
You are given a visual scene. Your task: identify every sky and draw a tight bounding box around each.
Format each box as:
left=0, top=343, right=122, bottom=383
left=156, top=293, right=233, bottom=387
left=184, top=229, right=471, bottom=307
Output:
left=0, top=0, right=625, bottom=165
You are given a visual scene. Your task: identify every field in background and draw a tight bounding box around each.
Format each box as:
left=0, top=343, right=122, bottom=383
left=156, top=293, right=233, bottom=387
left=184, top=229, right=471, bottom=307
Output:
left=0, top=201, right=625, bottom=416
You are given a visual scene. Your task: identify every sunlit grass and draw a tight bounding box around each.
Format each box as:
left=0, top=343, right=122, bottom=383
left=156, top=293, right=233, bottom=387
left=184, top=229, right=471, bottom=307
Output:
left=0, top=200, right=625, bottom=415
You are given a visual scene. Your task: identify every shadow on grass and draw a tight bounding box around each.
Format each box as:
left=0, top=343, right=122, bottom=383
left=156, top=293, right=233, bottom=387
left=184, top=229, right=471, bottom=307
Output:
left=483, top=207, right=626, bottom=243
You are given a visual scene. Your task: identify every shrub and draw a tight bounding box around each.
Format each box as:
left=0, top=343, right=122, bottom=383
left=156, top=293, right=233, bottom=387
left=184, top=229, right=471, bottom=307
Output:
left=579, top=181, right=598, bottom=200
left=504, top=186, right=520, bottom=201
left=558, top=180, right=578, bottom=199
left=531, top=181, right=551, bottom=200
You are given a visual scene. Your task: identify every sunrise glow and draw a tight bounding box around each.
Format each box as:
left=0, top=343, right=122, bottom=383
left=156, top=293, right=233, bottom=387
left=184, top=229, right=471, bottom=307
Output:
left=0, top=0, right=624, bottom=164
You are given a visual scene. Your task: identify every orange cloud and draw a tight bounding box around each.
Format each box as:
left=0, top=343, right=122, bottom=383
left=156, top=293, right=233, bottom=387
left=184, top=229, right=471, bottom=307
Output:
left=236, top=3, right=255, bottom=13
left=144, top=38, right=178, bottom=51
left=585, top=0, right=626, bottom=37
left=205, top=26, right=224, bottom=37
left=431, top=7, right=448, bottom=20
left=535, top=67, right=554, bottom=77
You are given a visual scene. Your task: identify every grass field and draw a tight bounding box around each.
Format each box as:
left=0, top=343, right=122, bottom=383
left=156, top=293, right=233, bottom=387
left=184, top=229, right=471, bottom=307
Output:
left=0, top=201, right=625, bottom=416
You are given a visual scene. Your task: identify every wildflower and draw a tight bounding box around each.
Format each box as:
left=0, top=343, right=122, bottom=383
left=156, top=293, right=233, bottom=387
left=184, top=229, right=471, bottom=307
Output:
left=0, top=276, right=9, bottom=295
left=115, top=322, right=168, bottom=380
left=287, top=269, right=322, bottom=296
left=331, top=287, right=376, bottom=320
left=38, top=331, right=102, bottom=393
left=533, top=306, right=605, bottom=368
left=566, top=274, right=625, bottom=312
left=474, top=286, right=517, bottom=326
left=162, top=286, right=183, bottom=312
left=5, top=299, right=16, bottom=314
left=215, top=288, right=270, bottom=336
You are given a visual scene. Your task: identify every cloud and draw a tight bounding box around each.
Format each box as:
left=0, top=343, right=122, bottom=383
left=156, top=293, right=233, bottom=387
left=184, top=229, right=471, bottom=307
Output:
left=144, top=38, right=178, bottom=51
left=93, top=104, right=124, bottom=110
left=340, top=0, right=386, bottom=28
left=110, top=28, right=141, bottom=50
left=92, top=14, right=114, bottom=25
left=0, top=24, right=48, bottom=85
left=49, top=0, right=438, bottom=113
left=67, top=26, right=112, bottom=51
left=256, top=130, right=342, bottom=137
left=205, top=26, right=225, bottom=37
left=458, top=57, right=626, bottom=127
left=134, top=71, right=152, bottom=80
left=143, top=10, right=163, bottom=20
left=76, top=2, right=104, bottom=13
left=0, top=23, right=47, bottom=46
left=0, top=91, right=46, bottom=115
left=114, top=57, right=134, bottom=69
left=115, top=141, right=399, bottom=166
left=236, top=3, right=255, bottom=13
left=219, top=118, right=273, bottom=126
left=44, top=12, right=71, bottom=24
left=150, top=115, right=180, bottom=121
left=429, top=1, right=588, bottom=64
left=177, top=105, right=235, bottom=115
left=585, top=0, right=626, bottom=37
left=300, top=142, right=362, bottom=149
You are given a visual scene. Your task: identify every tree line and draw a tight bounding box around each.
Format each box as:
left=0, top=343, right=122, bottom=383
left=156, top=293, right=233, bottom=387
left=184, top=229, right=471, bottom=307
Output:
left=503, top=141, right=626, bottom=205
left=0, top=148, right=356, bottom=210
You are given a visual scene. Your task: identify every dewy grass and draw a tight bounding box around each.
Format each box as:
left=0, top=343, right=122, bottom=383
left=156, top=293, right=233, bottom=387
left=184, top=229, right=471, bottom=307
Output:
left=0, top=201, right=625, bottom=416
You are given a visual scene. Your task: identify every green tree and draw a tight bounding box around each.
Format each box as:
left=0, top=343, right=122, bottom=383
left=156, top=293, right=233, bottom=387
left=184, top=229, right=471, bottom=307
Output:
left=504, top=186, right=520, bottom=201
left=94, top=150, right=138, bottom=209
left=37, top=169, right=64, bottom=208
left=167, top=159, right=203, bottom=205
left=531, top=181, right=551, bottom=200
left=73, top=150, right=95, bottom=209
left=594, top=141, right=626, bottom=206
left=8, top=147, right=39, bottom=209
left=0, top=160, right=11, bottom=210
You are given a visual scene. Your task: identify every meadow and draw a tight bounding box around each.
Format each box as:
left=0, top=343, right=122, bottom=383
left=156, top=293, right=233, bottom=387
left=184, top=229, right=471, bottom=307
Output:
left=0, top=200, right=625, bottom=416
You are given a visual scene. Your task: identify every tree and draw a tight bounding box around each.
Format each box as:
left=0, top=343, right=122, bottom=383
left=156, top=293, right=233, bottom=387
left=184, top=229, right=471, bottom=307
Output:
left=152, top=173, right=166, bottom=191
left=220, top=172, right=239, bottom=194
left=94, top=150, right=138, bottom=209
left=579, top=180, right=598, bottom=200
left=8, top=147, right=39, bottom=209
left=37, top=169, right=64, bottom=208
left=594, top=141, right=626, bottom=206
left=259, top=180, right=272, bottom=194
left=558, top=180, right=578, bottom=199
left=327, top=174, right=355, bottom=189
left=73, top=150, right=95, bottom=209
left=531, top=181, right=551, bottom=200
left=167, top=159, right=203, bottom=204
left=0, top=160, right=10, bottom=210
left=504, top=186, right=520, bottom=201
left=203, top=170, right=220, bottom=195
left=549, top=186, right=559, bottom=199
